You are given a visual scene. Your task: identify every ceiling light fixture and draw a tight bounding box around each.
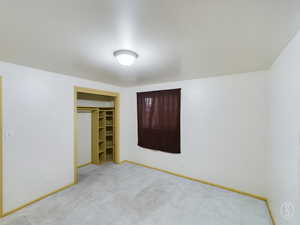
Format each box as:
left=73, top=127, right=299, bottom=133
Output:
left=113, top=49, right=138, bottom=66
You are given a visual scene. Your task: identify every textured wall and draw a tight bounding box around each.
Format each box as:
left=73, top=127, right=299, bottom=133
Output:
left=124, top=71, right=268, bottom=197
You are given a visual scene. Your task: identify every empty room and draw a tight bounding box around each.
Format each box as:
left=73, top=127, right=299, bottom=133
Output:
left=0, top=1, right=299, bottom=225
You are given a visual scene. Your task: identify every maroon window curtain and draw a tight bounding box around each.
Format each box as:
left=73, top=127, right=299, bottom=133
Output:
left=137, top=89, right=181, bottom=154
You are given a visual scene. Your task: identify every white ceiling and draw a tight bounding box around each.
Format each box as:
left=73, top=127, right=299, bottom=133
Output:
left=1, top=0, right=300, bottom=86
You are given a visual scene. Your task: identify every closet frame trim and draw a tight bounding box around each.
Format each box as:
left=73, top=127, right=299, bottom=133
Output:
left=74, top=86, right=120, bottom=184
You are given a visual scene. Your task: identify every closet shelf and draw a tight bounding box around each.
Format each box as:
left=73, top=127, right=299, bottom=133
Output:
left=93, top=107, right=115, bottom=165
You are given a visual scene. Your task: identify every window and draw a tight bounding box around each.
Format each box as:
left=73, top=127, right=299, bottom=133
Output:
left=137, top=89, right=181, bottom=153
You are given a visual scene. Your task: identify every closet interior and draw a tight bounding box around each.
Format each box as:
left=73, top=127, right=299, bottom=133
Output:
left=76, top=92, right=116, bottom=166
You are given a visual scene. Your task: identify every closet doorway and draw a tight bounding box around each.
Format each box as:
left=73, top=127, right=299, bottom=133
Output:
left=74, top=87, right=120, bottom=183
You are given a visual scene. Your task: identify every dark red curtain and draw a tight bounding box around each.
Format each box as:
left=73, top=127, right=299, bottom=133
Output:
left=137, top=89, right=181, bottom=153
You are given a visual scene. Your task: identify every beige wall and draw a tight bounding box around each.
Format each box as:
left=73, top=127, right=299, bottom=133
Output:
left=267, top=30, right=300, bottom=225
left=0, top=61, right=123, bottom=213
left=123, top=71, right=268, bottom=197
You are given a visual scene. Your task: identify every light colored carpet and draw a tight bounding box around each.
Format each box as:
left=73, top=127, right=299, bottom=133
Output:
left=0, top=162, right=272, bottom=225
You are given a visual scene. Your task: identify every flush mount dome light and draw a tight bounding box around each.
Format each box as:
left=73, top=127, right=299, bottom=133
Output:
left=113, top=49, right=138, bottom=66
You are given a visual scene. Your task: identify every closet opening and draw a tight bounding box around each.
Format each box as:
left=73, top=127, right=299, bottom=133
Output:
left=74, top=87, right=120, bottom=183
